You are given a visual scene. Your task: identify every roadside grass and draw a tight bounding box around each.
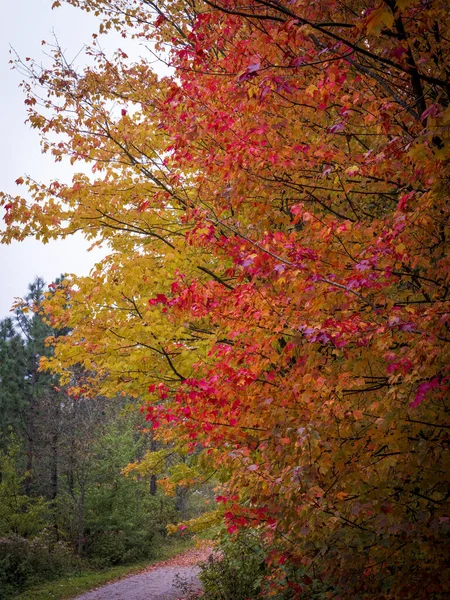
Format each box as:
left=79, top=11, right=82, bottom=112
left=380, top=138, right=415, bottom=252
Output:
left=12, top=537, right=194, bottom=600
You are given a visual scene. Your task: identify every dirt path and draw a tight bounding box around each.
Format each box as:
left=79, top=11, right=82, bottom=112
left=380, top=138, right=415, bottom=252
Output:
left=73, top=547, right=210, bottom=600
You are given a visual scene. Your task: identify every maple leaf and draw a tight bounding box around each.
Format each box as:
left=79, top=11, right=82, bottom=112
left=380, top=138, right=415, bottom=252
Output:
left=237, top=58, right=261, bottom=83
left=365, top=6, right=394, bottom=36
left=410, top=377, right=441, bottom=408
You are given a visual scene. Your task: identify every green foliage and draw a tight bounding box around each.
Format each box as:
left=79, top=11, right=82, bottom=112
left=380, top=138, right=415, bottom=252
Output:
left=0, top=278, right=212, bottom=596
left=11, top=537, right=194, bottom=600
left=0, top=535, right=79, bottom=600
left=199, top=531, right=266, bottom=600
left=84, top=484, right=178, bottom=566
left=0, top=437, right=47, bottom=538
left=197, top=531, right=336, bottom=600
left=0, top=321, right=27, bottom=448
left=80, top=416, right=178, bottom=565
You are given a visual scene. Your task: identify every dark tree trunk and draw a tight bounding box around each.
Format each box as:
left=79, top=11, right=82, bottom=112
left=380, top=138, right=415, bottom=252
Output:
left=25, top=388, right=35, bottom=496
left=149, top=473, right=157, bottom=496
left=50, top=400, right=60, bottom=540
left=149, top=428, right=157, bottom=495
left=77, top=489, right=85, bottom=556
left=175, top=486, right=187, bottom=520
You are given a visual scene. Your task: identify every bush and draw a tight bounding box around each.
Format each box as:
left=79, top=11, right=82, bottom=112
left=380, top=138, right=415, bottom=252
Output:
left=197, top=532, right=332, bottom=600
left=0, top=438, right=48, bottom=538
left=86, top=528, right=158, bottom=568
left=0, top=535, right=79, bottom=599
left=198, top=531, right=266, bottom=600
left=87, top=531, right=127, bottom=568
left=83, top=478, right=177, bottom=567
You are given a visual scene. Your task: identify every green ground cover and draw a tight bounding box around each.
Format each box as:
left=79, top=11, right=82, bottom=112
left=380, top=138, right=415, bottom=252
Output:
left=12, top=538, right=193, bottom=600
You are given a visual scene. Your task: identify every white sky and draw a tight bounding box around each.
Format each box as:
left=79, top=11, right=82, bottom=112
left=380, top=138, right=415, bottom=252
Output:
left=0, top=0, right=151, bottom=319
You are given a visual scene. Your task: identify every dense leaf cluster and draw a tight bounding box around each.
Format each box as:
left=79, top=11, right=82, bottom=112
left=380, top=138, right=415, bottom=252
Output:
left=1, top=1, right=449, bottom=597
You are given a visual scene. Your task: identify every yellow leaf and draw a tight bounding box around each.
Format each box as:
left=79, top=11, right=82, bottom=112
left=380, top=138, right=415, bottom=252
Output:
left=396, top=0, right=414, bottom=10
left=366, top=7, right=394, bottom=36
left=336, top=492, right=349, bottom=500
left=345, top=165, right=359, bottom=177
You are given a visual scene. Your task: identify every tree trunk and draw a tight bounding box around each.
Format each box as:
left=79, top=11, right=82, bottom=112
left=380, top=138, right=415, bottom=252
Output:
left=25, top=388, right=35, bottom=496
left=77, top=489, right=85, bottom=556
left=175, top=486, right=187, bottom=520
left=149, top=428, right=157, bottom=495
left=50, top=401, right=60, bottom=540
left=149, top=473, right=157, bottom=496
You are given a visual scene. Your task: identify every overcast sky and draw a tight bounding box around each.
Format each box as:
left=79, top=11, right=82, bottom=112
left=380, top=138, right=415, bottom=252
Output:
left=0, top=0, right=144, bottom=318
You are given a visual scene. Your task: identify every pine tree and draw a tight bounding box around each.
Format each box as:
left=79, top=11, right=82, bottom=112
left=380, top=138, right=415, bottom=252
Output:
left=0, top=318, right=27, bottom=449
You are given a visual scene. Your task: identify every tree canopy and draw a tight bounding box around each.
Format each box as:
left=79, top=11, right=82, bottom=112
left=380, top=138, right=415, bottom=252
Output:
left=2, top=1, right=449, bottom=597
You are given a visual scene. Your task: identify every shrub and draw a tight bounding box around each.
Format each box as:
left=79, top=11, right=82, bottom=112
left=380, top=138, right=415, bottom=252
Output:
left=198, top=531, right=266, bottom=600
left=0, top=535, right=79, bottom=599
left=86, top=528, right=157, bottom=568
left=0, top=438, right=48, bottom=538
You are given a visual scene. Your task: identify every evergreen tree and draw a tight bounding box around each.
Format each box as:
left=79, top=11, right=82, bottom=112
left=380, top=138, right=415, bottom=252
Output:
left=13, top=277, right=55, bottom=496
left=0, top=318, right=27, bottom=449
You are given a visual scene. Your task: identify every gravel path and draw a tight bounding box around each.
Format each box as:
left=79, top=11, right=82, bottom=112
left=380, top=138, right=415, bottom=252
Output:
left=73, top=547, right=209, bottom=600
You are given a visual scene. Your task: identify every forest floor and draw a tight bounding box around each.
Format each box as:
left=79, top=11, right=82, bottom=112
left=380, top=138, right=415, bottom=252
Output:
left=71, top=546, right=211, bottom=600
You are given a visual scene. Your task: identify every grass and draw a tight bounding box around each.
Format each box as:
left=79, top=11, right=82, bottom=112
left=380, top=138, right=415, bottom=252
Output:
left=12, top=537, right=194, bottom=600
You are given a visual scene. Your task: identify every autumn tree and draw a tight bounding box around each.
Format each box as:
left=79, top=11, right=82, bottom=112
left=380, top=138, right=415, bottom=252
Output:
left=2, top=0, right=449, bottom=597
